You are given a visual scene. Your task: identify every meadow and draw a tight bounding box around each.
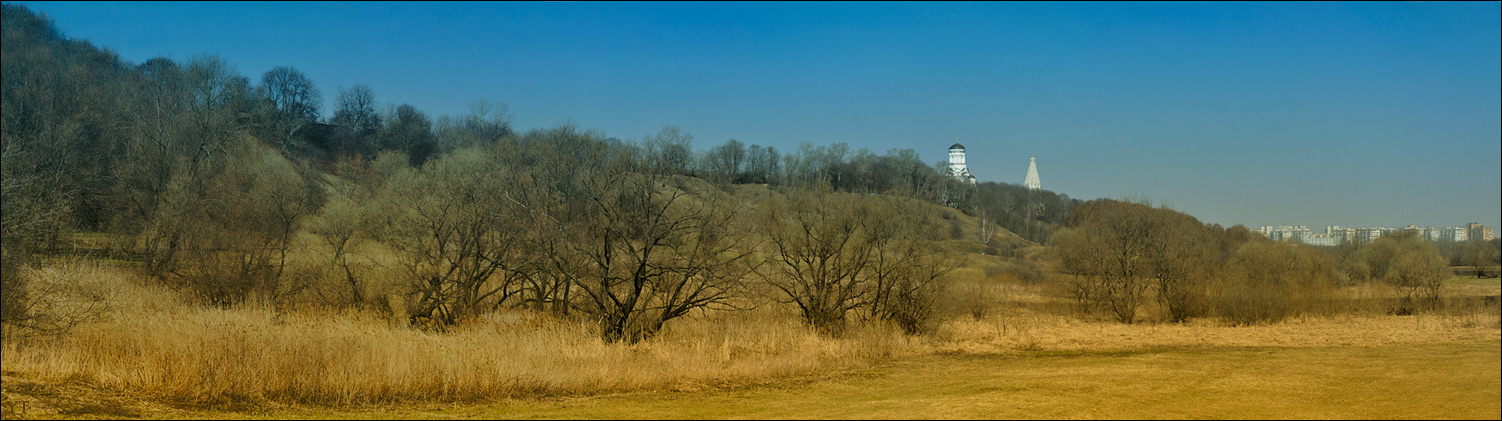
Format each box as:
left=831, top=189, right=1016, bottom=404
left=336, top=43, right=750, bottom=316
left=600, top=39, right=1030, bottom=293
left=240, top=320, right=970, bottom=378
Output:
left=1, top=256, right=1497, bottom=419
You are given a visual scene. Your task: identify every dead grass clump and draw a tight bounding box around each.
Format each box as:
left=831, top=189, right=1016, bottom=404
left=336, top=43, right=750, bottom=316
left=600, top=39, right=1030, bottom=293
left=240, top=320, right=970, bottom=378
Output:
left=2, top=305, right=920, bottom=405
left=928, top=309, right=1499, bottom=355
left=0, top=262, right=920, bottom=405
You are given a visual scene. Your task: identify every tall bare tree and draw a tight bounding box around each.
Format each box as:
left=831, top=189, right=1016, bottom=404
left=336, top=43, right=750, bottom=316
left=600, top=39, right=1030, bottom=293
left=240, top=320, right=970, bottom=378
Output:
left=1462, top=239, right=1501, bottom=278
left=514, top=126, right=758, bottom=342
left=704, top=138, right=747, bottom=186
left=258, top=66, right=322, bottom=151
left=112, top=55, right=251, bottom=278
left=757, top=189, right=951, bottom=335
left=1363, top=232, right=1448, bottom=313
left=330, top=84, right=380, bottom=156
left=377, top=104, right=435, bottom=166
left=365, top=147, right=528, bottom=326
left=1050, top=199, right=1156, bottom=323
left=1215, top=238, right=1337, bottom=325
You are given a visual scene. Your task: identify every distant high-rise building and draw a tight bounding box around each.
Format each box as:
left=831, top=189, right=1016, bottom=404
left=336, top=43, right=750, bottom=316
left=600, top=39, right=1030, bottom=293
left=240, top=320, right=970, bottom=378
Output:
left=1356, top=227, right=1385, bottom=243
left=1442, top=226, right=1468, bottom=242
left=1261, top=225, right=1312, bottom=242
left=1421, top=227, right=1442, bottom=242
left=1023, top=156, right=1042, bottom=191
left=1468, top=223, right=1494, bottom=241
left=1302, top=233, right=1341, bottom=246
left=947, top=141, right=975, bottom=184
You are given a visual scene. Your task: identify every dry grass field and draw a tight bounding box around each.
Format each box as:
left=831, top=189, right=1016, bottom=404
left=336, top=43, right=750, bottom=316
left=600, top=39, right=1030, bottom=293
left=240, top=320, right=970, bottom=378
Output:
left=1, top=255, right=1498, bottom=419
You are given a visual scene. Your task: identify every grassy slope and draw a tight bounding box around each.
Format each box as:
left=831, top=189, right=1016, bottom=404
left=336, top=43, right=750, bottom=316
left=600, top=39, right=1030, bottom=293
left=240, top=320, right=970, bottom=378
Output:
left=725, top=183, right=1036, bottom=253
left=12, top=340, right=1492, bottom=419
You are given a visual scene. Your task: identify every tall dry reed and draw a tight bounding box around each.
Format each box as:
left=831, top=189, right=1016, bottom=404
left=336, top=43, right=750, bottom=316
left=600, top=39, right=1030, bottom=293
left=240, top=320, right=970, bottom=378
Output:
left=1, top=261, right=920, bottom=404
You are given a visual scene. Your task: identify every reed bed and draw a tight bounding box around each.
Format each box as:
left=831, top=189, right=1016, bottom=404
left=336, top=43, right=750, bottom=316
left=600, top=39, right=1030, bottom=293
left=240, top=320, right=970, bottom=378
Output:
left=1, top=261, right=919, bottom=405
left=2, top=259, right=1496, bottom=407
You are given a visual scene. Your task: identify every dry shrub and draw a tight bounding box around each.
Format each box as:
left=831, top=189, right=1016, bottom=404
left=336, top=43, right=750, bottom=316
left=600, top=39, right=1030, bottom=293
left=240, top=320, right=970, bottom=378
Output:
left=982, top=261, right=1007, bottom=279
left=1216, top=285, right=1293, bottom=326
left=952, top=280, right=995, bottom=321
left=1212, top=241, right=1338, bottom=326
left=929, top=310, right=1499, bottom=355
left=1046, top=272, right=1104, bottom=320
left=877, top=282, right=944, bottom=335
left=965, top=259, right=1043, bottom=320
left=997, top=259, right=1045, bottom=285
left=1, top=258, right=118, bottom=340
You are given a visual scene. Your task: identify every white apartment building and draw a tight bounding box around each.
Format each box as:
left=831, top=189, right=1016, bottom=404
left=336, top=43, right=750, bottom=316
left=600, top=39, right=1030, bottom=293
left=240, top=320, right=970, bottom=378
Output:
left=1262, top=223, right=1485, bottom=245
left=1301, top=233, right=1341, bottom=246
left=1258, top=225, right=1312, bottom=242
left=1442, top=226, right=1468, bottom=242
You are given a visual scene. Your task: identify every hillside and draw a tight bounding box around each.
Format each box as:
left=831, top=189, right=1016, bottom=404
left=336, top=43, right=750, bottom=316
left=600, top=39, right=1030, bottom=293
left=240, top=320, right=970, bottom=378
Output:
left=724, top=183, right=1035, bottom=253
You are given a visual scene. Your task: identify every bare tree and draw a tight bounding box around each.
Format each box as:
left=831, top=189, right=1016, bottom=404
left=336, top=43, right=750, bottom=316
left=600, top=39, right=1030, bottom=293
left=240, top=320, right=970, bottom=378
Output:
left=515, top=126, right=758, bottom=342
left=1461, top=239, right=1501, bottom=278
left=759, top=189, right=875, bottom=335
left=1143, top=208, right=1215, bottom=323
left=258, top=66, right=322, bottom=151
left=365, top=147, right=528, bottom=326
left=863, top=196, right=959, bottom=334
left=640, top=125, right=696, bottom=176
left=377, top=104, right=436, bottom=166
left=175, top=140, right=321, bottom=305
left=756, top=188, right=954, bottom=336
left=745, top=144, right=780, bottom=184
left=307, top=191, right=369, bottom=306
left=111, top=55, right=250, bottom=279
left=704, top=138, right=747, bottom=186
left=1364, top=232, right=1448, bottom=313
left=330, top=84, right=380, bottom=156
left=1049, top=199, right=1155, bottom=323
left=1215, top=239, right=1337, bottom=325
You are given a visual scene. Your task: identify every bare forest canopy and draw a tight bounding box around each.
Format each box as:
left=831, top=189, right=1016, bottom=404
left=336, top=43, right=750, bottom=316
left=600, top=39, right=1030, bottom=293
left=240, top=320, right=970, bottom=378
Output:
left=0, top=4, right=1077, bottom=243
left=0, top=4, right=1071, bottom=340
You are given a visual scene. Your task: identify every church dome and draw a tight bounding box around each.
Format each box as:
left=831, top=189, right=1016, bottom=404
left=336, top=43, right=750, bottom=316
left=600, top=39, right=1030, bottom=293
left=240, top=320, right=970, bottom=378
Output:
left=949, top=143, right=965, bottom=151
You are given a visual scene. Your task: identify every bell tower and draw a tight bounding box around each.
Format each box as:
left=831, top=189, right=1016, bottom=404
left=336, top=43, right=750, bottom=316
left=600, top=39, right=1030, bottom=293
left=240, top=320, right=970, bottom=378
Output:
left=948, top=139, right=975, bottom=184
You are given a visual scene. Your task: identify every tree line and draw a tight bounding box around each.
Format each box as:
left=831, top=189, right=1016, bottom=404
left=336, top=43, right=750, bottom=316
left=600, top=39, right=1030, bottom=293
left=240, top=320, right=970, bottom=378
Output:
left=1049, top=199, right=1495, bottom=325
left=2, top=4, right=978, bottom=341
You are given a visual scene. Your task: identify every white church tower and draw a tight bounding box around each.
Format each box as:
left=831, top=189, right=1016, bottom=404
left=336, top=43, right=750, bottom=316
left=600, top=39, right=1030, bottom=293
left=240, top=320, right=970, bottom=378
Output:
left=1023, top=155, right=1042, bottom=190
left=948, top=140, right=976, bottom=184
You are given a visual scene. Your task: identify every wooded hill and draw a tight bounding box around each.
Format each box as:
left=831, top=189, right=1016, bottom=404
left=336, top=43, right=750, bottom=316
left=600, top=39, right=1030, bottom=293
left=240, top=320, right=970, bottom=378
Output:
left=1, top=3, right=1052, bottom=341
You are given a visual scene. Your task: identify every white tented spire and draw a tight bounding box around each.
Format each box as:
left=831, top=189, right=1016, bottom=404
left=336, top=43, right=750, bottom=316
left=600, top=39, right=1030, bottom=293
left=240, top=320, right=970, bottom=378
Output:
left=1023, top=155, right=1041, bottom=190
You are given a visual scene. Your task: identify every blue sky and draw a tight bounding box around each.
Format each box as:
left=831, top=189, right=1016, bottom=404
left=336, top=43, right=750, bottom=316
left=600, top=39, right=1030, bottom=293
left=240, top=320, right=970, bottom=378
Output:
left=15, top=1, right=1501, bottom=230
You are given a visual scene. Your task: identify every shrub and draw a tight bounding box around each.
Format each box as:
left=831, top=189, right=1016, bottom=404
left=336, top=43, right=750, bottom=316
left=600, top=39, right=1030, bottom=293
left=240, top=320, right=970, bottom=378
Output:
left=1218, top=284, right=1293, bottom=325
left=1212, top=240, right=1338, bottom=325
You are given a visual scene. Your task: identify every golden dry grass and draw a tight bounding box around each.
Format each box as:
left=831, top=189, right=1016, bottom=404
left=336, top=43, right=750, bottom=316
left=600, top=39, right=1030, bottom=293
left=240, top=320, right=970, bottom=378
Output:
left=467, top=339, right=1501, bottom=420
left=928, top=275, right=1500, bottom=354
left=1, top=260, right=920, bottom=407
left=1, top=257, right=1498, bottom=419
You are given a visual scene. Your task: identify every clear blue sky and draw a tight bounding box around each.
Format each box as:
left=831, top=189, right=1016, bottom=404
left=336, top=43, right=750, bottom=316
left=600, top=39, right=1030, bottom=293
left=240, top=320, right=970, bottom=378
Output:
left=16, top=1, right=1501, bottom=230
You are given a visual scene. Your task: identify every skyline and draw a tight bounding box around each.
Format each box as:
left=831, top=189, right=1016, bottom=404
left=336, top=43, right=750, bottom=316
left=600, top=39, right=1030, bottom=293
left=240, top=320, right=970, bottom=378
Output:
left=15, top=1, right=1501, bottom=229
